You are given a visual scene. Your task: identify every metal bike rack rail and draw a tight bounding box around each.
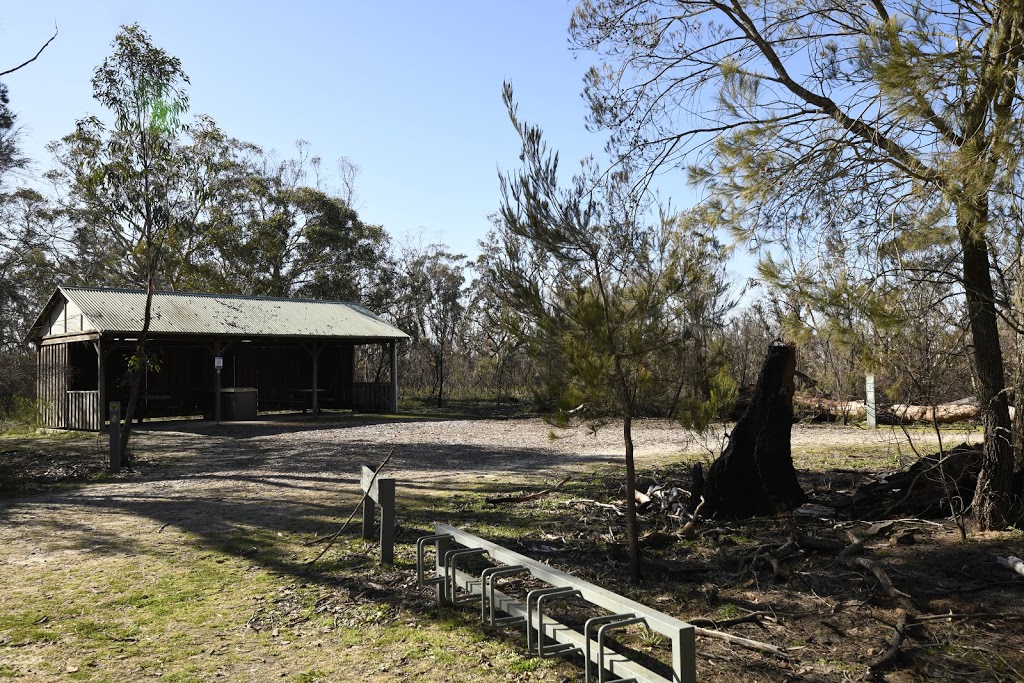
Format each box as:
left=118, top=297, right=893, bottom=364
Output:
left=417, top=523, right=697, bottom=683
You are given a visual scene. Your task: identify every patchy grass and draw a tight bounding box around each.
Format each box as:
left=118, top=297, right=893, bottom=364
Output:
left=0, top=433, right=109, bottom=496
left=0, top=470, right=575, bottom=682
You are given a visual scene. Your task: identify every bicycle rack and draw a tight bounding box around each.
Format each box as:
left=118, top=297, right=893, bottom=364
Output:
left=480, top=565, right=528, bottom=626
left=536, top=588, right=583, bottom=658
left=596, top=615, right=646, bottom=683
left=584, top=614, right=636, bottom=683
left=444, top=547, right=487, bottom=605
left=525, top=586, right=579, bottom=653
left=418, top=524, right=697, bottom=683
left=415, top=533, right=452, bottom=606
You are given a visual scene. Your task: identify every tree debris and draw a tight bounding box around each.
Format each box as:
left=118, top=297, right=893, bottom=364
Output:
left=485, top=476, right=571, bottom=504
left=866, top=609, right=910, bottom=672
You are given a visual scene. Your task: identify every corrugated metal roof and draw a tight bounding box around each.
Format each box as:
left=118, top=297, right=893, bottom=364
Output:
left=44, top=286, right=409, bottom=340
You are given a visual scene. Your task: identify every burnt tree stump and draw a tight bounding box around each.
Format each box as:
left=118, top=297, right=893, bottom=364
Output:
left=694, top=342, right=806, bottom=519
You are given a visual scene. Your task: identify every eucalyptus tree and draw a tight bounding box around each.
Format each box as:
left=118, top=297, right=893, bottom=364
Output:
left=572, top=0, right=1024, bottom=528
left=0, top=83, right=33, bottom=354
left=196, top=139, right=393, bottom=307
left=0, top=83, right=25, bottom=188
left=393, top=243, right=469, bottom=407
left=47, top=24, right=222, bottom=456
left=490, top=84, right=733, bottom=580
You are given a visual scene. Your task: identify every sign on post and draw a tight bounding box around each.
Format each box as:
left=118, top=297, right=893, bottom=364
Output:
left=108, top=401, right=121, bottom=473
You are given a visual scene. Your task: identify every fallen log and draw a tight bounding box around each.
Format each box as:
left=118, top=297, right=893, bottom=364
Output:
left=997, top=555, right=1024, bottom=578
left=793, top=395, right=866, bottom=422
left=880, top=398, right=983, bottom=425
left=793, top=394, right=1016, bottom=425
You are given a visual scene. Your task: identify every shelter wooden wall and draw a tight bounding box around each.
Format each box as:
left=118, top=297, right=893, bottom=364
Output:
left=37, top=344, right=68, bottom=428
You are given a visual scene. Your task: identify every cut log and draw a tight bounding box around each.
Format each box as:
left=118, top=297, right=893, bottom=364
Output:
left=881, top=398, right=982, bottom=425
left=691, top=343, right=807, bottom=520
left=792, top=395, right=866, bottom=422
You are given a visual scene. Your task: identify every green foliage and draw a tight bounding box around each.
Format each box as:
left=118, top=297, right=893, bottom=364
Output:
left=487, top=83, right=736, bottom=578
left=0, top=395, right=39, bottom=435
left=572, top=0, right=1024, bottom=527
left=488, top=84, right=734, bottom=426
left=187, top=140, right=395, bottom=304
left=677, top=364, right=738, bottom=432
left=46, top=23, right=219, bottom=290
left=391, top=244, right=470, bottom=407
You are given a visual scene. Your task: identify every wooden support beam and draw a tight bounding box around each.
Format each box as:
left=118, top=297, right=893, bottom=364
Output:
left=94, top=339, right=106, bottom=430
left=390, top=341, right=398, bottom=413
left=312, top=341, right=320, bottom=415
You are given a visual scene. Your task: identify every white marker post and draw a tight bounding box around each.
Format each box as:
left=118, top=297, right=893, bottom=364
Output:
left=866, top=373, right=877, bottom=429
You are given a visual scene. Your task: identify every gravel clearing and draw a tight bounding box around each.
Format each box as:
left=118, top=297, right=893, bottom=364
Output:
left=1, top=415, right=981, bottom=563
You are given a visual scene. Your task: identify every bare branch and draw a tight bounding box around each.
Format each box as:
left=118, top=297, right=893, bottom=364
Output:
left=0, top=25, right=58, bottom=77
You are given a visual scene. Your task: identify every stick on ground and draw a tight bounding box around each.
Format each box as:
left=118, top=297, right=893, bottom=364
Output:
left=305, top=449, right=394, bottom=570
left=997, top=555, right=1024, bottom=578
left=867, top=609, right=910, bottom=671
left=485, top=476, right=571, bottom=504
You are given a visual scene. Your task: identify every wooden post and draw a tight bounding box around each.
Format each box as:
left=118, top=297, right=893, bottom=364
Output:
left=389, top=341, right=398, bottom=413
left=95, top=339, right=106, bottom=430
left=108, top=401, right=121, bottom=472
left=361, top=465, right=396, bottom=564
left=312, top=342, right=320, bottom=415
left=214, top=341, right=222, bottom=424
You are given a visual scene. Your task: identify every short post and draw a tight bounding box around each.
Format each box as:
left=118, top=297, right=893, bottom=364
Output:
left=360, top=465, right=396, bottom=564
left=108, top=401, right=121, bottom=473
left=866, top=373, right=877, bottom=429
left=214, top=355, right=223, bottom=424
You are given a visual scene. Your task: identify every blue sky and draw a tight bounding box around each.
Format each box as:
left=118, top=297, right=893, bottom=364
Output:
left=2, top=1, right=690, bottom=262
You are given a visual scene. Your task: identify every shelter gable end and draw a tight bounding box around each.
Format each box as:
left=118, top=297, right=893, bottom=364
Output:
left=44, top=298, right=97, bottom=338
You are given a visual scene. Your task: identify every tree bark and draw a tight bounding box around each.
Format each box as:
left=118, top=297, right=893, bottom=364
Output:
left=119, top=274, right=156, bottom=464
left=960, top=200, right=1016, bottom=529
left=622, top=407, right=642, bottom=582
left=693, top=343, right=806, bottom=520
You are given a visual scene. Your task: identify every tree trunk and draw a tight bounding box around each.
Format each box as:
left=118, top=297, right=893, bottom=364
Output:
left=622, top=407, right=642, bottom=582
left=959, top=200, right=1016, bottom=530
left=435, top=347, right=445, bottom=408
left=119, top=275, right=156, bottom=464
left=693, top=343, right=806, bottom=520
